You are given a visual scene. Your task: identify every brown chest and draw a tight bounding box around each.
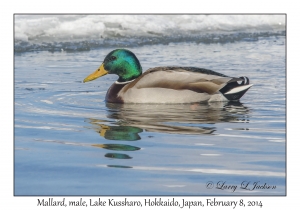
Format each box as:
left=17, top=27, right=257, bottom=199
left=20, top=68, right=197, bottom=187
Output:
left=105, top=83, right=126, bottom=103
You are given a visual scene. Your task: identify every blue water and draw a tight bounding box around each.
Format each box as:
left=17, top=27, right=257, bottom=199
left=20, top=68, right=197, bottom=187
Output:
left=14, top=36, right=285, bottom=195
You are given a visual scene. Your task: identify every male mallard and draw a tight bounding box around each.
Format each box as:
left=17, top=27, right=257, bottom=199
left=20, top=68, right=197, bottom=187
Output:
left=83, top=49, right=252, bottom=103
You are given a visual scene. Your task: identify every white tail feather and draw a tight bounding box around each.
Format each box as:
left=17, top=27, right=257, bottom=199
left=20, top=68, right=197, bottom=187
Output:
left=224, top=84, right=253, bottom=95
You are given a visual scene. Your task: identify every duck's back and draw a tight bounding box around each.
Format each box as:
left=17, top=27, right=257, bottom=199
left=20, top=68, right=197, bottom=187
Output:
left=115, top=67, right=252, bottom=103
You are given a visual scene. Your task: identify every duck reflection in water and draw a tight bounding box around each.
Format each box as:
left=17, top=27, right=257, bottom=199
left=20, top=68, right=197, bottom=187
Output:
left=86, top=101, right=249, bottom=163
left=92, top=124, right=143, bottom=141
left=88, top=101, right=250, bottom=139
left=88, top=117, right=144, bottom=162
left=91, top=101, right=248, bottom=135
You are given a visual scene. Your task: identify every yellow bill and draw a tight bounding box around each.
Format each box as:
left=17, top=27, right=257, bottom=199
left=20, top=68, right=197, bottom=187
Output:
left=83, top=63, right=108, bottom=83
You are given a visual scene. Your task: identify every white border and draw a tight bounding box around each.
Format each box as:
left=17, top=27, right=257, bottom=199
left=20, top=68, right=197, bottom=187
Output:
left=4, top=1, right=295, bottom=209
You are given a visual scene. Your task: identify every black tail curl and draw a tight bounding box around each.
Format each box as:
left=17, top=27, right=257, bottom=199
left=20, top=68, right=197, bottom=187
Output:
left=219, top=76, right=251, bottom=101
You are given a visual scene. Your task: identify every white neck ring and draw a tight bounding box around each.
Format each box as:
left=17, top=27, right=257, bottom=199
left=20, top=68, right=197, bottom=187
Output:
left=114, top=79, right=135, bottom=84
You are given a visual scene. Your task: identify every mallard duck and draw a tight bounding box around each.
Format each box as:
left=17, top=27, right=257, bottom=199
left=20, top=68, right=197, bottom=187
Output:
left=83, top=49, right=252, bottom=103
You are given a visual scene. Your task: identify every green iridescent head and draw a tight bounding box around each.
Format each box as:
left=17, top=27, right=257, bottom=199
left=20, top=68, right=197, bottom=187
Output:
left=83, top=49, right=142, bottom=83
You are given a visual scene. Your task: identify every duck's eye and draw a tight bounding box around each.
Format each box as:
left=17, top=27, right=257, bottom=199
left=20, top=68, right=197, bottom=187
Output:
left=104, top=56, right=117, bottom=63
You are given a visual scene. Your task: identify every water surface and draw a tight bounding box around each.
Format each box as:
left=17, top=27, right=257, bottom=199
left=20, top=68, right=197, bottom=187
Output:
left=15, top=35, right=285, bottom=195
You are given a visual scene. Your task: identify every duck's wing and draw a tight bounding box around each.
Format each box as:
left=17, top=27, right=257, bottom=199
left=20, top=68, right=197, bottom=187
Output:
left=123, top=67, right=251, bottom=96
